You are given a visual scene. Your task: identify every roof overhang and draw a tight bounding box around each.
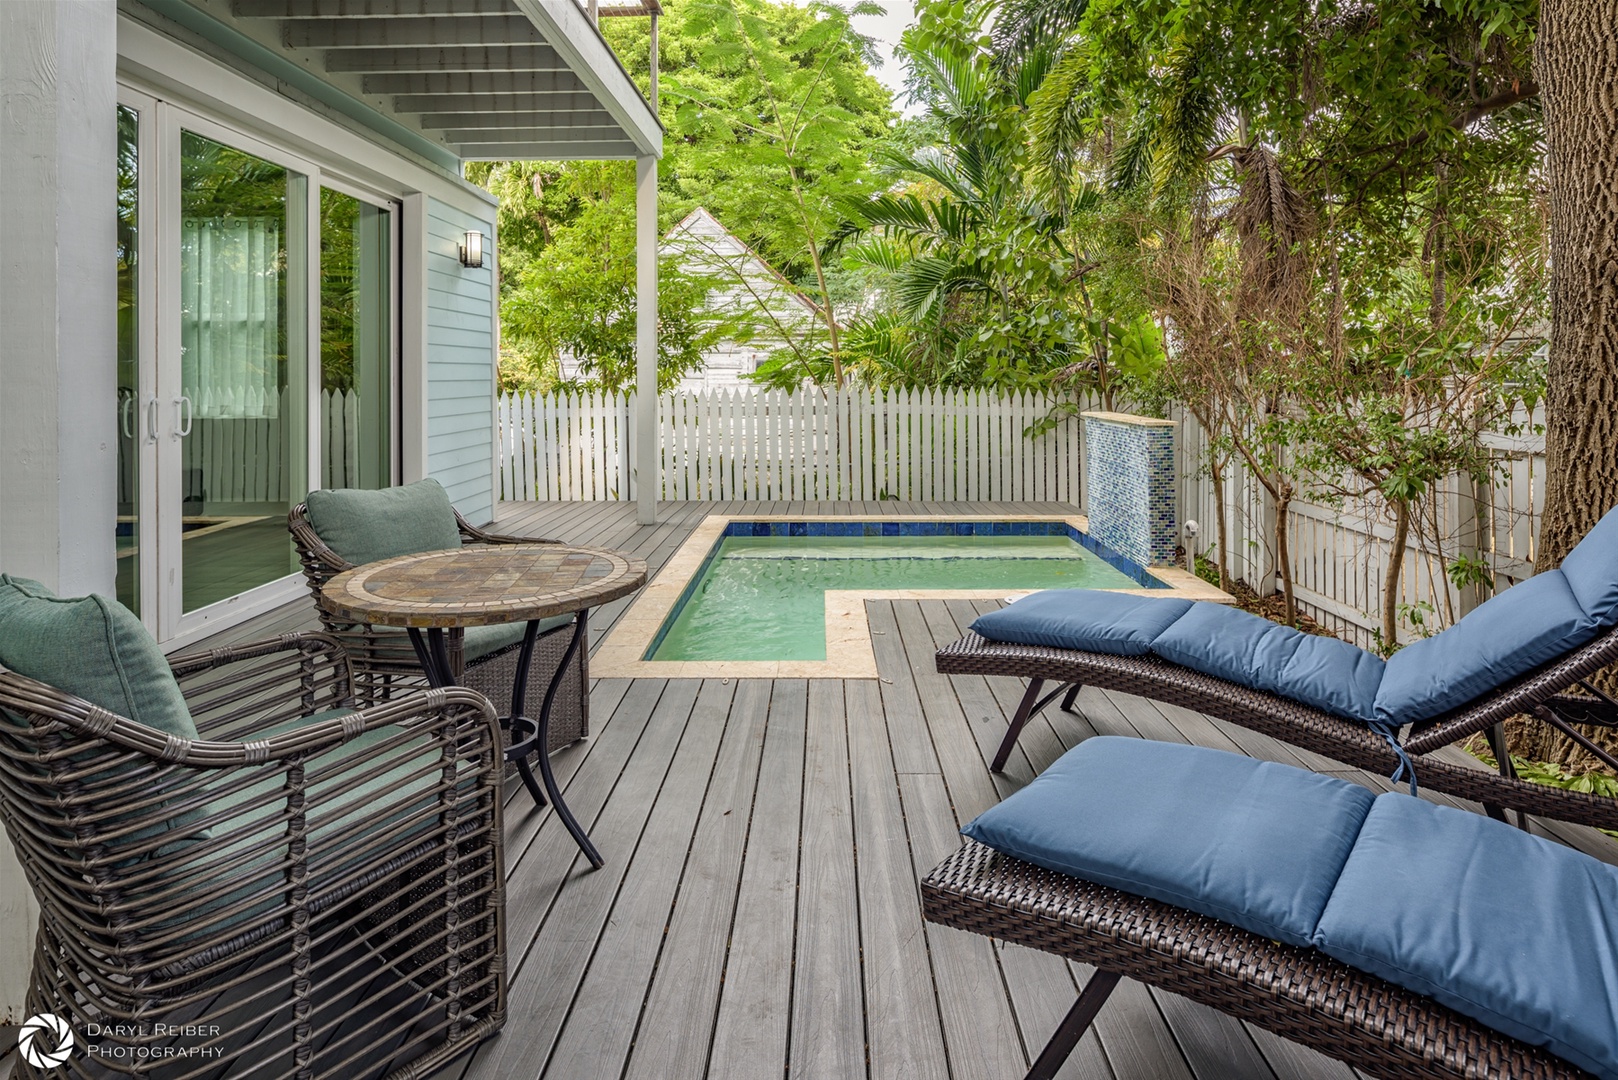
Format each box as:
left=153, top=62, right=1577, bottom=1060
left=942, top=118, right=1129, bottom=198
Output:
left=180, top=0, right=661, bottom=161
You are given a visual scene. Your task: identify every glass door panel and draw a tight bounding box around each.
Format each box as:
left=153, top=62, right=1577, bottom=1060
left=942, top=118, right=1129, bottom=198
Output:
left=116, top=104, right=143, bottom=615
left=175, top=130, right=307, bottom=614
left=320, top=189, right=394, bottom=490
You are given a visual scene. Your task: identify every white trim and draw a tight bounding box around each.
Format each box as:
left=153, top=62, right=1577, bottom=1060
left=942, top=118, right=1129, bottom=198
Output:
left=400, top=193, right=430, bottom=485
left=159, top=576, right=307, bottom=655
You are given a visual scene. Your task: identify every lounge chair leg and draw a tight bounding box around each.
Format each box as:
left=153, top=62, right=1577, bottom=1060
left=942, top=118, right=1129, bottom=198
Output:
left=1027, top=970, right=1122, bottom=1080
left=1482, top=723, right=1518, bottom=826
left=995, top=679, right=1044, bottom=773
left=1059, top=682, right=1082, bottom=713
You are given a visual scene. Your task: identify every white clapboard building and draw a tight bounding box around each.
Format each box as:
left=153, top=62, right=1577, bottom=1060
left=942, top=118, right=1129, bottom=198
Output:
left=561, top=206, right=820, bottom=390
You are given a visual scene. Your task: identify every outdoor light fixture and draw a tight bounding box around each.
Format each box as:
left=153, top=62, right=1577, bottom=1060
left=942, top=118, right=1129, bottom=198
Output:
left=459, top=230, right=485, bottom=268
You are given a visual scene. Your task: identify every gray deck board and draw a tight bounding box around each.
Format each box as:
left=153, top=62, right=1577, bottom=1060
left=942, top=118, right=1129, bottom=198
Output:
left=705, top=679, right=808, bottom=1079
left=787, top=679, right=867, bottom=1080
left=170, top=498, right=1612, bottom=1080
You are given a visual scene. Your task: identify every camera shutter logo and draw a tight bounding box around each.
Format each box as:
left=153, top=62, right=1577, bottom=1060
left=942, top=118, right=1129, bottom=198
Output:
left=19, top=1013, right=75, bottom=1068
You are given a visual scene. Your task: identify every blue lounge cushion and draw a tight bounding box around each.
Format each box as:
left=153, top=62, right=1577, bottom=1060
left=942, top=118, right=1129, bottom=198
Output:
left=1557, top=504, right=1618, bottom=625
left=1374, top=569, right=1600, bottom=725
left=1152, top=603, right=1384, bottom=724
left=970, top=591, right=1193, bottom=656
left=1315, top=794, right=1618, bottom=1080
left=960, top=737, right=1376, bottom=947
left=304, top=479, right=463, bottom=568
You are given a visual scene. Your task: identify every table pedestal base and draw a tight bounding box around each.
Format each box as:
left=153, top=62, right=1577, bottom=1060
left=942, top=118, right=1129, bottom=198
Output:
left=409, top=613, right=604, bottom=869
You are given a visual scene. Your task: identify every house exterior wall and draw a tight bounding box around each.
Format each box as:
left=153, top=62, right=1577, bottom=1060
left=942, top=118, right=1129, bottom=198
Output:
left=0, top=0, right=119, bottom=1024
left=426, top=198, right=498, bottom=525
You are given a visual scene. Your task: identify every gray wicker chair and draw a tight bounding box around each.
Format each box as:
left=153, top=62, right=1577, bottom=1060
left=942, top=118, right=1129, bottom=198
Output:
left=289, top=501, right=586, bottom=755
left=0, top=633, right=507, bottom=1079
left=922, top=840, right=1593, bottom=1080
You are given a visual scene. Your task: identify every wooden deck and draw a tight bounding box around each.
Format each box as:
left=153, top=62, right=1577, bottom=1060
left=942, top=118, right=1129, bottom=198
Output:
left=192, top=500, right=1618, bottom=1080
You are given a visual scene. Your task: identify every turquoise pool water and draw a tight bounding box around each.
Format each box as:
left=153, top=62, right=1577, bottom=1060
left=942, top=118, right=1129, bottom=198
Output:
left=649, top=533, right=1146, bottom=662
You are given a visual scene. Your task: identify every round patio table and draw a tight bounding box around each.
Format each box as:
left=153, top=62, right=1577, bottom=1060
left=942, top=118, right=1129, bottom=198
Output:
left=322, top=544, right=646, bottom=869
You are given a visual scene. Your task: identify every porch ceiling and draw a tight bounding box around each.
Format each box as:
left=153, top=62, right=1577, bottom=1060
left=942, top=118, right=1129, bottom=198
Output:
left=200, top=0, right=661, bottom=160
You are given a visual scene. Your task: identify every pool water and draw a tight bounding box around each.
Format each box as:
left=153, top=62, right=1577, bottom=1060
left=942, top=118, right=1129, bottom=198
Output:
left=649, top=534, right=1145, bottom=662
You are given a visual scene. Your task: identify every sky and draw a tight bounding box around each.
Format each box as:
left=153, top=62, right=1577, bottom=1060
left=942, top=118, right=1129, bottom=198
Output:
left=849, top=1, right=920, bottom=114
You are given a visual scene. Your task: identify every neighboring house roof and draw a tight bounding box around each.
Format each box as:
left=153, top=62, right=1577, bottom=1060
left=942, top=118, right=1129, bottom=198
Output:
left=663, top=207, right=821, bottom=321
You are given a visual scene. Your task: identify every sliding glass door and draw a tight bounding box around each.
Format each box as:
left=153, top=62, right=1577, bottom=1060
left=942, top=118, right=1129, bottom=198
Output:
left=172, top=126, right=309, bottom=615
left=117, top=91, right=399, bottom=642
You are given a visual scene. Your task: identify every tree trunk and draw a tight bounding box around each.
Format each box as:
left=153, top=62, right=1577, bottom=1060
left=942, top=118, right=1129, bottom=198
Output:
left=1274, top=487, right=1296, bottom=625
left=1381, top=499, right=1411, bottom=653
left=1537, top=0, right=1618, bottom=565
left=1529, top=0, right=1618, bottom=773
left=1210, top=455, right=1231, bottom=591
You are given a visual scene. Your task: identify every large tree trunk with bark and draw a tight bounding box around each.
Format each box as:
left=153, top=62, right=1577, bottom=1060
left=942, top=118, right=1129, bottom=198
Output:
left=1537, top=0, right=1618, bottom=562
left=1528, top=0, right=1618, bottom=772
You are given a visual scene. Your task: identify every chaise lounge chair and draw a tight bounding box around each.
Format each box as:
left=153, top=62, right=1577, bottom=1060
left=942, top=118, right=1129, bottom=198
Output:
left=923, top=737, right=1617, bottom=1080
left=936, top=505, right=1618, bottom=830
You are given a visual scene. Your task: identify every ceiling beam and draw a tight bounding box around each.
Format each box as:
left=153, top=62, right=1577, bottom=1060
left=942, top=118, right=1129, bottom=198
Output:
left=418, top=109, right=618, bottom=129
left=283, top=14, right=541, bottom=47
left=324, top=44, right=567, bottom=72
left=458, top=140, right=643, bottom=159
left=438, top=124, right=625, bottom=141
left=362, top=70, right=590, bottom=95
left=393, top=90, right=601, bottom=112
left=234, top=0, right=514, bottom=17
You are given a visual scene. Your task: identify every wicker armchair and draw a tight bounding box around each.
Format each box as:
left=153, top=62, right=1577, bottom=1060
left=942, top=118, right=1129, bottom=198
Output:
left=0, top=633, right=506, bottom=1079
left=288, top=500, right=586, bottom=755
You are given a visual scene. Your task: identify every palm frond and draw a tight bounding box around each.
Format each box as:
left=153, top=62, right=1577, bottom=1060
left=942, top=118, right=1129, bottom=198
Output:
left=991, top=0, right=1091, bottom=69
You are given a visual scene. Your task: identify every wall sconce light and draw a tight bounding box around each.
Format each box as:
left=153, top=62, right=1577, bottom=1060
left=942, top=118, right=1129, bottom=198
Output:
left=459, top=230, right=485, bottom=268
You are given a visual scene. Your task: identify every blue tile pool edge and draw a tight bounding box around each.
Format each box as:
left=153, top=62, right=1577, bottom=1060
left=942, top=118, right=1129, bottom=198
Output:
left=641, top=520, right=1173, bottom=661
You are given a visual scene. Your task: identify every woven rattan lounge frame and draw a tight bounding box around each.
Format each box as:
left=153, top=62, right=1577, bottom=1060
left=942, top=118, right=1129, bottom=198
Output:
left=936, top=624, right=1618, bottom=830
left=922, top=839, right=1592, bottom=1080
left=0, top=633, right=506, bottom=1079
left=289, top=502, right=587, bottom=755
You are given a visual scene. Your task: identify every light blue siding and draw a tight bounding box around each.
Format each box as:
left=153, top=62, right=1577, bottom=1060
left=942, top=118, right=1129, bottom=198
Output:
left=426, top=197, right=496, bottom=523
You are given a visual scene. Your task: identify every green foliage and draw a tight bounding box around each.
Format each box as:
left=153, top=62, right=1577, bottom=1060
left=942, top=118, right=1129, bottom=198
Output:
left=470, top=161, right=723, bottom=394
left=472, top=0, right=895, bottom=392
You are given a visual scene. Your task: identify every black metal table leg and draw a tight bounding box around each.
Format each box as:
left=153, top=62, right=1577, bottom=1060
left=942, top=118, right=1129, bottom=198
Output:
left=509, top=609, right=603, bottom=869
left=409, top=617, right=604, bottom=869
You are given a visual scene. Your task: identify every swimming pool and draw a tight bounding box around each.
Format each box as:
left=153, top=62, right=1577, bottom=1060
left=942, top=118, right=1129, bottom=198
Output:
left=646, top=521, right=1167, bottom=662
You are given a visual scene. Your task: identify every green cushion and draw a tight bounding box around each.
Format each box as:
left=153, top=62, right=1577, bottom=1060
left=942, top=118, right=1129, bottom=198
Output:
left=304, top=479, right=463, bottom=568
left=0, top=575, right=196, bottom=741
left=463, top=614, right=575, bottom=662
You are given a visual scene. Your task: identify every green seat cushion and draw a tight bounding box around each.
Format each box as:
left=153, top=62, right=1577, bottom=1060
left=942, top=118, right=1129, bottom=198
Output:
left=0, top=575, right=196, bottom=741
left=463, top=614, right=575, bottom=662
left=304, top=479, right=463, bottom=568
left=0, top=575, right=204, bottom=864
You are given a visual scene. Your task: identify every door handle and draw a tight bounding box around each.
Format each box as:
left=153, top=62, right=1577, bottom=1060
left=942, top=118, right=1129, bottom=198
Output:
left=146, top=398, right=159, bottom=443
left=174, top=395, right=193, bottom=438
left=120, top=394, right=135, bottom=440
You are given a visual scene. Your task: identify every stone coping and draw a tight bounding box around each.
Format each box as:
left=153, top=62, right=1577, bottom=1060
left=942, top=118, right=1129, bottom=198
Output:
left=1080, top=410, right=1177, bottom=427
left=593, top=513, right=1230, bottom=680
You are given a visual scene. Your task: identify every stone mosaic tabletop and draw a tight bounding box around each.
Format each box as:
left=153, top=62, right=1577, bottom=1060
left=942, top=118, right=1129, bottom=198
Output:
left=322, top=545, right=647, bottom=628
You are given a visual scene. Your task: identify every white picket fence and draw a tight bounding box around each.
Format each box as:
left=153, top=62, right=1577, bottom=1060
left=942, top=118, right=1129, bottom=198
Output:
left=499, top=387, right=1087, bottom=503
left=1178, top=404, right=1547, bottom=649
